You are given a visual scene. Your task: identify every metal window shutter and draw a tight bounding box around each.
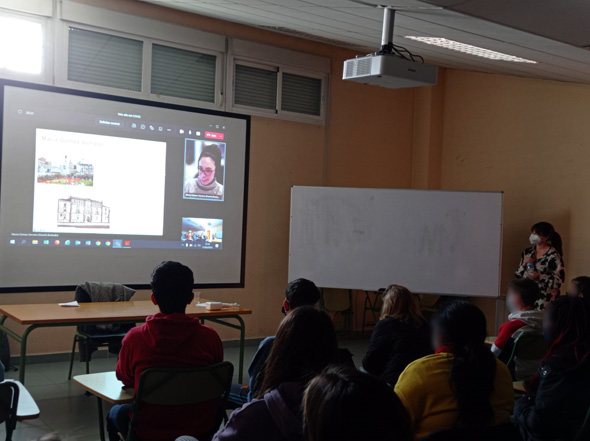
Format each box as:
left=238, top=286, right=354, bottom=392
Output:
left=281, top=72, right=322, bottom=116
left=68, top=27, right=143, bottom=92
left=151, top=44, right=216, bottom=103
left=234, top=64, right=277, bottom=110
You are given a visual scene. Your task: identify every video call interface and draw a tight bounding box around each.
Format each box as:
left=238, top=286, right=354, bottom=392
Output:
left=0, top=83, right=248, bottom=288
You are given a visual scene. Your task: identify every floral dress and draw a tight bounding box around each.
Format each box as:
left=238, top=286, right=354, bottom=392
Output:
left=515, top=246, right=565, bottom=310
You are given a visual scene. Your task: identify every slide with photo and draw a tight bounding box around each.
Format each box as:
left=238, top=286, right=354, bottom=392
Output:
left=0, top=80, right=249, bottom=290
left=33, top=129, right=166, bottom=236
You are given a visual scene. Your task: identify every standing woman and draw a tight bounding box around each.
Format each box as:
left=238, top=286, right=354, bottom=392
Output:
left=516, top=222, right=565, bottom=310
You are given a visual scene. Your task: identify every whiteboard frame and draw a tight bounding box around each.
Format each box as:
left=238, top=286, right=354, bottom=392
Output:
left=288, top=186, right=503, bottom=298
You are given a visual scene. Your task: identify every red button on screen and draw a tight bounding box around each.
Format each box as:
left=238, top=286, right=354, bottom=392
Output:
left=205, top=131, right=224, bottom=140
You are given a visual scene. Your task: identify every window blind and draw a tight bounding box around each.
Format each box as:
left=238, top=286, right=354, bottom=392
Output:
left=151, top=44, right=216, bottom=103
left=68, top=27, right=143, bottom=91
left=281, top=72, right=322, bottom=116
left=234, top=64, right=277, bottom=110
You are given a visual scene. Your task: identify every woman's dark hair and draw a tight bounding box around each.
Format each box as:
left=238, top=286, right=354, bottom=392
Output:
left=532, top=221, right=563, bottom=257
left=198, top=144, right=222, bottom=167
left=303, top=367, right=412, bottom=441
left=527, top=296, right=590, bottom=394
left=572, top=276, right=590, bottom=298
left=257, top=306, right=338, bottom=398
left=197, top=144, right=223, bottom=181
left=509, top=278, right=541, bottom=308
left=543, top=295, right=590, bottom=355
left=432, top=301, right=497, bottom=429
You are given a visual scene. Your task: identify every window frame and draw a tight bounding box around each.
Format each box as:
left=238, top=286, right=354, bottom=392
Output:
left=0, top=9, right=53, bottom=85
left=55, top=22, right=224, bottom=110
left=146, top=38, right=224, bottom=110
left=231, top=59, right=280, bottom=116
left=227, top=54, right=328, bottom=125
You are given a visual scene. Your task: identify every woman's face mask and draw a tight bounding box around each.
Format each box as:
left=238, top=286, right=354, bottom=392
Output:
left=529, top=233, right=541, bottom=245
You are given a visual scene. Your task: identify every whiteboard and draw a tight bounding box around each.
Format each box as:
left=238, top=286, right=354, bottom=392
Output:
left=288, top=186, right=503, bottom=297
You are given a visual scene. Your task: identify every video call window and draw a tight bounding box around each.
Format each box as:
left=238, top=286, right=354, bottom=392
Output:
left=183, top=140, right=226, bottom=202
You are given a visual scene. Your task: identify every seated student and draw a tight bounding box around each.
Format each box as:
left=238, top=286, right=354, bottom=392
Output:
left=514, top=296, right=590, bottom=441
left=247, top=278, right=321, bottom=398
left=491, top=278, right=544, bottom=379
left=362, top=284, right=432, bottom=385
left=394, top=301, right=514, bottom=439
left=304, top=367, right=413, bottom=441
left=107, top=261, right=223, bottom=441
left=566, top=275, right=590, bottom=299
left=213, top=307, right=338, bottom=441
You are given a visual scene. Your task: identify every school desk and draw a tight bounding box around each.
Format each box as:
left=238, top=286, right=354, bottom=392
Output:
left=73, top=371, right=133, bottom=441
left=0, top=300, right=252, bottom=384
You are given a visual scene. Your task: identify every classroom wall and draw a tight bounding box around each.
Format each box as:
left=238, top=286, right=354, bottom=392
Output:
left=4, top=1, right=590, bottom=355
left=436, top=70, right=590, bottom=324
left=1, top=0, right=416, bottom=355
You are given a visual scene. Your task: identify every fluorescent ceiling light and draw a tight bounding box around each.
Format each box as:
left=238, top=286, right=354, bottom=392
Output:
left=0, top=17, right=43, bottom=74
left=404, top=36, right=537, bottom=64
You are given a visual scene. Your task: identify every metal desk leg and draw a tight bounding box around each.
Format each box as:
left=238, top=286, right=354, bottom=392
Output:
left=97, top=396, right=105, bottom=441
left=203, top=315, right=247, bottom=383
left=18, top=325, right=39, bottom=384
left=237, top=315, right=245, bottom=383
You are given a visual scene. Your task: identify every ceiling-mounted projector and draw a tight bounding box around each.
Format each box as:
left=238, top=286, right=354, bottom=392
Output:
left=343, top=8, right=438, bottom=89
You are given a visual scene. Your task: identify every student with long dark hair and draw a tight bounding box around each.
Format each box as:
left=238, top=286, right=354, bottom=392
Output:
left=362, top=285, right=431, bottom=385
left=394, top=301, right=514, bottom=439
left=304, top=367, right=412, bottom=441
left=566, top=275, right=590, bottom=300
left=514, top=296, right=590, bottom=441
left=213, top=307, right=338, bottom=441
left=516, top=221, right=565, bottom=310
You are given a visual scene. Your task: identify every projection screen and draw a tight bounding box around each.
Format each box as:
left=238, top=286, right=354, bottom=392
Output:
left=0, top=80, right=250, bottom=292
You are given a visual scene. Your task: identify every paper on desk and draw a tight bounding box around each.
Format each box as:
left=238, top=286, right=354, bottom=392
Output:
left=59, top=301, right=80, bottom=307
left=196, top=302, right=240, bottom=308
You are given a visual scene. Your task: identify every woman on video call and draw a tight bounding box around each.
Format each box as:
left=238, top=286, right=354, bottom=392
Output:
left=184, top=144, right=224, bottom=198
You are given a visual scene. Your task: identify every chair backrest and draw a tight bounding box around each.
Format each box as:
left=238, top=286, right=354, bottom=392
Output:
left=506, top=333, right=547, bottom=381
left=574, top=404, right=590, bottom=441
left=128, top=362, right=234, bottom=440
left=0, top=382, right=20, bottom=437
left=506, top=333, right=547, bottom=366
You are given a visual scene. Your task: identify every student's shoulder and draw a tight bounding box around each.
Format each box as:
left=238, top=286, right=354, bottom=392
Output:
left=405, top=353, right=449, bottom=372
left=198, top=321, right=223, bottom=340
left=258, top=336, right=275, bottom=350
left=122, top=323, right=146, bottom=341
left=494, top=358, right=513, bottom=382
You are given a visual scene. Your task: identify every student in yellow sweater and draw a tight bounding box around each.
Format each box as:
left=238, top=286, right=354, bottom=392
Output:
left=394, top=301, right=514, bottom=439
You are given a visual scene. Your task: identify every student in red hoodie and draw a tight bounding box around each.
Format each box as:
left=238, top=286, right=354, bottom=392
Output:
left=106, top=261, right=223, bottom=441
left=491, top=278, right=543, bottom=380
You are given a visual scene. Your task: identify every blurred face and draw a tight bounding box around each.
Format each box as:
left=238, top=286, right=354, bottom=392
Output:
left=507, top=288, right=525, bottom=312
left=566, top=280, right=580, bottom=298
left=432, top=326, right=444, bottom=352
left=198, top=156, right=216, bottom=186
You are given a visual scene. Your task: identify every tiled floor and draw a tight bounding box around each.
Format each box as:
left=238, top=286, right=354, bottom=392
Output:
left=3, top=338, right=370, bottom=441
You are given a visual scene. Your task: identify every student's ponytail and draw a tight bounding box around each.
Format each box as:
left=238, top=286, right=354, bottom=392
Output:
left=433, top=301, right=496, bottom=429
